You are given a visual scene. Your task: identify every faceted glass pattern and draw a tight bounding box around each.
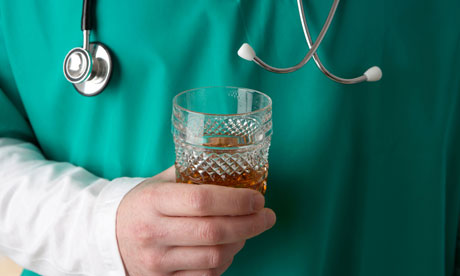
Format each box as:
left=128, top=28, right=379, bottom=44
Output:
left=172, top=87, right=272, bottom=193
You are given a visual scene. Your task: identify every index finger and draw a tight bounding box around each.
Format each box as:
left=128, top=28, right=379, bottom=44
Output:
left=152, top=183, right=265, bottom=217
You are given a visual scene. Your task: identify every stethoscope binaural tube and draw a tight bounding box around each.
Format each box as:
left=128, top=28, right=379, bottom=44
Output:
left=63, top=0, right=113, bottom=96
left=238, top=0, right=382, bottom=83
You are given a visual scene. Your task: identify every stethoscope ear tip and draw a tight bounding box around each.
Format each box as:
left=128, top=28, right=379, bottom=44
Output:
left=364, top=66, right=382, bottom=82
left=238, top=43, right=256, bottom=61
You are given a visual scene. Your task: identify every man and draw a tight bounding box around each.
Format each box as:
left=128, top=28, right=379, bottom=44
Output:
left=1, top=1, right=459, bottom=276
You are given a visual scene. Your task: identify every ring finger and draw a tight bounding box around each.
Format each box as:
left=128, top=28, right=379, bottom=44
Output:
left=161, top=241, right=244, bottom=272
left=172, top=258, right=234, bottom=276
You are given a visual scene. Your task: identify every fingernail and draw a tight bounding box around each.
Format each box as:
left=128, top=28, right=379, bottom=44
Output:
left=264, top=209, right=276, bottom=228
left=252, top=193, right=265, bottom=211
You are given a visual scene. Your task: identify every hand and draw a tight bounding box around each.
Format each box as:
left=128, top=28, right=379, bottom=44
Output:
left=116, top=166, right=276, bottom=276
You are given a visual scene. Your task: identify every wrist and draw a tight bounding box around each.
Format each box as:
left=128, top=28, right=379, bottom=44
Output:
left=93, top=177, right=145, bottom=276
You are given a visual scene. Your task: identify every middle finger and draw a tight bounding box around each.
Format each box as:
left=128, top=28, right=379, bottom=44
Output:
left=157, top=208, right=276, bottom=246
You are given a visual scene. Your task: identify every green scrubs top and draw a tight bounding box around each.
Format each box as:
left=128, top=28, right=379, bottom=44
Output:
left=1, top=1, right=459, bottom=275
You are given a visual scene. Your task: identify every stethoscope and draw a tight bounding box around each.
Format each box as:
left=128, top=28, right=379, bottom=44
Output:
left=238, top=0, right=382, bottom=83
left=63, top=0, right=112, bottom=96
left=64, top=0, right=382, bottom=97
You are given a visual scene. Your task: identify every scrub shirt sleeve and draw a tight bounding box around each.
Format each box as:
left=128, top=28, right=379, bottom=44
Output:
left=0, top=28, right=144, bottom=276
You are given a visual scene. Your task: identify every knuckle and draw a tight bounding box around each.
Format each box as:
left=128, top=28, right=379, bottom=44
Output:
left=201, top=270, right=217, bottom=276
left=229, top=196, right=243, bottom=213
left=154, top=183, right=166, bottom=195
left=208, top=247, right=225, bottom=268
left=233, top=193, right=252, bottom=212
left=198, top=221, right=223, bottom=243
left=132, top=223, right=153, bottom=244
left=249, top=219, right=258, bottom=234
left=140, top=251, right=164, bottom=271
left=151, top=224, right=168, bottom=241
left=188, top=189, right=212, bottom=213
left=147, top=183, right=163, bottom=200
left=132, top=222, right=166, bottom=245
left=249, top=219, right=263, bottom=236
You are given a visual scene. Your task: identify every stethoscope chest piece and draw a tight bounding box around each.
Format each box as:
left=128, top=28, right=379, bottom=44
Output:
left=64, top=0, right=113, bottom=96
left=64, top=43, right=112, bottom=96
left=63, top=47, right=92, bottom=84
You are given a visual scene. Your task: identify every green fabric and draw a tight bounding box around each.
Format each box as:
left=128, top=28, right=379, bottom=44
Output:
left=20, top=270, right=37, bottom=276
left=0, top=0, right=458, bottom=275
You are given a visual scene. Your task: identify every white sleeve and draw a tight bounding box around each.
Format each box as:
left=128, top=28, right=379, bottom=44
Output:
left=0, top=137, right=145, bottom=276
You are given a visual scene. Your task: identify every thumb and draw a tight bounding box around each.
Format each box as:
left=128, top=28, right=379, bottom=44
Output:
left=153, top=165, right=176, bottom=183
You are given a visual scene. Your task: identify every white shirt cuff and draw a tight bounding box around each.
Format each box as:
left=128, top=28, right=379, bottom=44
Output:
left=93, top=177, right=145, bottom=276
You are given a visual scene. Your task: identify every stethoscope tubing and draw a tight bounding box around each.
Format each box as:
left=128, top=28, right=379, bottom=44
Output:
left=244, top=0, right=381, bottom=83
left=297, top=0, right=367, bottom=84
left=253, top=0, right=340, bottom=74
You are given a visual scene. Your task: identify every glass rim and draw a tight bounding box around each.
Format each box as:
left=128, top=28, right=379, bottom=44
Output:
left=173, top=86, right=272, bottom=117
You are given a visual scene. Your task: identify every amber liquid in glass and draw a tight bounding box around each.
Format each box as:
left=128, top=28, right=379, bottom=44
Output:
left=176, top=164, right=268, bottom=194
left=176, top=137, right=268, bottom=194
